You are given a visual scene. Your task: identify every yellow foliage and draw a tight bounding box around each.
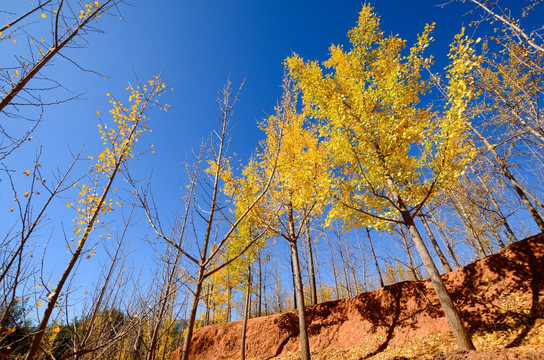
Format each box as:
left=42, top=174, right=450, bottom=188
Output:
left=286, top=5, right=480, bottom=231
left=70, top=76, right=166, bottom=242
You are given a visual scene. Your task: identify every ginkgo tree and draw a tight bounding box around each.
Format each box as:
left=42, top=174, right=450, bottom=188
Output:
left=287, top=5, right=480, bottom=351
left=221, top=160, right=271, bottom=359
left=24, top=75, right=167, bottom=360
left=248, top=77, right=332, bottom=360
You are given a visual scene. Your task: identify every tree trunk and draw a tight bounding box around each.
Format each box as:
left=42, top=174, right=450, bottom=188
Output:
left=470, top=124, right=544, bottom=232
left=471, top=167, right=517, bottom=244
left=429, top=212, right=462, bottom=268
left=472, top=201, right=506, bottom=248
left=402, top=213, right=475, bottom=350
left=289, top=254, right=297, bottom=310
left=336, top=229, right=353, bottom=296
left=419, top=215, right=453, bottom=272
left=355, top=230, right=368, bottom=292
left=257, top=252, right=262, bottom=317
left=305, top=223, right=318, bottom=305
left=241, top=266, right=252, bottom=360
left=451, top=194, right=489, bottom=258
left=325, top=231, right=340, bottom=299
left=204, top=284, right=212, bottom=325
left=289, top=240, right=311, bottom=360
left=227, top=283, right=232, bottom=323
left=180, top=268, right=205, bottom=360
left=366, top=228, right=385, bottom=288
left=399, top=225, right=421, bottom=281
left=346, top=235, right=361, bottom=294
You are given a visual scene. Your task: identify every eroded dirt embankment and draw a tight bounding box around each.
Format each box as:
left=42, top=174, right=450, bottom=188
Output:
left=170, top=234, right=544, bottom=360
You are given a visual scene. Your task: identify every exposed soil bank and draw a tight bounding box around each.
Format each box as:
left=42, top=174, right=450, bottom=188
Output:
left=170, top=234, right=544, bottom=360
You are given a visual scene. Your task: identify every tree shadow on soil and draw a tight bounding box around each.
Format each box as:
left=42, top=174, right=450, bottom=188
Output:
left=353, top=281, right=443, bottom=359
left=448, top=234, right=544, bottom=346
left=505, top=247, right=543, bottom=348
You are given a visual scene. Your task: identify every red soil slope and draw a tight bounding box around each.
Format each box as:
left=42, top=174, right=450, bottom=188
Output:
left=170, top=234, right=544, bottom=360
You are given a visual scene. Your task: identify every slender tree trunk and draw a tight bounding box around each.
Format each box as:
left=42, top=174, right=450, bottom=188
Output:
left=275, top=263, right=283, bottom=313
left=451, top=194, right=488, bottom=258
left=366, top=228, right=384, bottom=288
left=290, top=240, right=311, bottom=360
left=355, top=230, right=368, bottom=292
left=227, top=281, right=232, bottom=323
left=399, top=226, right=421, bottom=280
left=258, top=252, right=262, bottom=317
left=419, top=215, right=453, bottom=272
left=204, top=284, right=212, bottom=325
left=289, top=254, right=297, bottom=310
left=325, top=231, right=340, bottom=299
left=336, top=229, right=353, bottom=296
left=472, top=202, right=506, bottom=248
left=402, top=213, right=475, bottom=350
left=470, top=124, right=544, bottom=232
left=180, top=268, right=205, bottom=360
left=429, top=212, right=462, bottom=268
left=305, top=223, right=318, bottom=305
left=147, top=247, right=182, bottom=360
left=471, top=167, right=517, bottom=244
left=241, top=266, right=252, bottom=360
left=346, top=236, right=361, bottom=294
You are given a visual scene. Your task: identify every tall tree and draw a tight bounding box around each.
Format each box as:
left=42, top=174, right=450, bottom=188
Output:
left=137, top=79, right=276, bottom=360
left=24, top=75, right=167, bottom=360
left=461, top=0, right=544, bottom=233
left=251, top=77, right=332, bottom=360
left=287, top=5, right=480, bottom=350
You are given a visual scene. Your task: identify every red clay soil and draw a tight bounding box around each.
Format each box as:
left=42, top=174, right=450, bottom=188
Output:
left=170, top=234, right=544, bottom=360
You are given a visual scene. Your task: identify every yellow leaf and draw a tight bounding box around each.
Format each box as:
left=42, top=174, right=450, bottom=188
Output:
left=95, top=110, right=99, bottom=115
left=41, top=13, right=46, bottom=18
left=6, top=328, right=16, bottom=336
left=14, top=70, right=19, bottom=76
left=24, top=191, right=30, bottom=197
left=52, top=326, right=60, bottom=334
left=23, top=170, right=30, bottom=176
left=37, top=301, right=43, bottom=306
left=13, top=39, right=16, bottom=44
left=9, top=208, right=14, bottom=212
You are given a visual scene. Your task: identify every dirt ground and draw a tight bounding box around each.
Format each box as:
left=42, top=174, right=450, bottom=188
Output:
left=169, top=234, right=544, bottom=360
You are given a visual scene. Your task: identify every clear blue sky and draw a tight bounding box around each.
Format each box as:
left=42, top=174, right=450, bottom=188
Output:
left=1, top=0, right=542, bottom=319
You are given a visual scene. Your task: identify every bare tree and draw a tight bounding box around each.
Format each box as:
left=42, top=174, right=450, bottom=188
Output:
left=22, top=76, right=166, bottom=360
left=135, top=79, right=276, bottom=360
left=0, top=0, right=125, bottom=159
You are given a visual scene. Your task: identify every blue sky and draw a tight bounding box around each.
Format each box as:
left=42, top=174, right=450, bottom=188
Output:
left=2, top=0, right=542, bottom=319
left=2, top=0, right=488, bottom=224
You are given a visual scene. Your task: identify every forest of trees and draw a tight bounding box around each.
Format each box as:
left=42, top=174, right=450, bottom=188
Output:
left=1, top=0, right=543, bottom=359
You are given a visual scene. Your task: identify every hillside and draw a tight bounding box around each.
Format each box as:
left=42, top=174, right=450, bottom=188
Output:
left=170, top=234, right=544, bottom=360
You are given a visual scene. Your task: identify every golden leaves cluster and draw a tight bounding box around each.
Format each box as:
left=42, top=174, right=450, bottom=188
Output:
left=70, top=76, right=166, bottom=243
left=257, top=82, right=332, bottom=221
left=287, top=5, right=480, bottom=230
